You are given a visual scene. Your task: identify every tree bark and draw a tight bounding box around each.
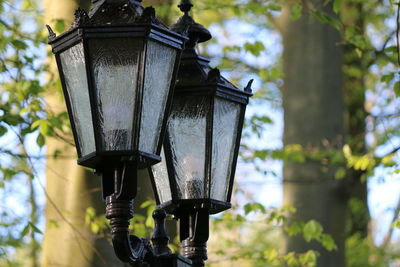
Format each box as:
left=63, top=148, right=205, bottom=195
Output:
left=280, top=1, right=346, bottom=266
left=342, top=2, right=370, bottom=238
left=42, top=1, right=123, bottom=266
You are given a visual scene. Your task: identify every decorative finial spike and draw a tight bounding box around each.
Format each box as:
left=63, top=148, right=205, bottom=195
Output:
left=46, top=25, right=56, bottom=41
left=244, top=79, right=254, bottom=93
left=207, top=68, right=223, bottom=83
left=178, top=0, right=193, bottom=14
left=151, top=209, right=172, bottom=256
left=72, top=8, right=90, bottom=28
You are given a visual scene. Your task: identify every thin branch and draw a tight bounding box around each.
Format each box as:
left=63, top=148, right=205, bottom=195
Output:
left=0, top=148, right=75, bottom=159
left=9, top=127, right=107, bottom=265
left=370, top=112, right=400, bottom=119
left=381, top=195, right=400, bottom=248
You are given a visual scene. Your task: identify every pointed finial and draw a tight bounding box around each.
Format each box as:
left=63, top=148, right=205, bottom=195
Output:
left=46, top=25, right=56, bottom=41
left=206, top=68, right=223, bottom=83
left=171, top=0, right=211, bottom=45
left=72, top=8, right=90, bottom=28
left=178, top=0, right=193, bottom=15
left=138, top=6, right=159, bottom=24
left=244, top=79, right=254, bottom=93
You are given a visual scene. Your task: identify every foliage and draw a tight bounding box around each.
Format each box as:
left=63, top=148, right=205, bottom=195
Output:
left=208, top=203, right=335, bottom=266
left=0, top=0, right=399, bottom=266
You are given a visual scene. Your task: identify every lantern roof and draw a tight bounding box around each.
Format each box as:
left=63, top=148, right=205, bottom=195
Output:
left=47, top=0, right=185, bottom=51
left=170, top=3, right=252, bottom=104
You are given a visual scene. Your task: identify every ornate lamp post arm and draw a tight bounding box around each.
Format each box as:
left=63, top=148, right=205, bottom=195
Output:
left=103, top=162, right=154, bottom=265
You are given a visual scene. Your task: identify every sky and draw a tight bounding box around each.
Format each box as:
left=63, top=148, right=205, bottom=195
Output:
left=1, top=1, right=400, bottom=259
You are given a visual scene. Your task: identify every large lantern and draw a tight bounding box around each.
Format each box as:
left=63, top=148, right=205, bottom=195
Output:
left=149, top=4, right=252, bottom=217
left=48, top=0, right=186, bottom=170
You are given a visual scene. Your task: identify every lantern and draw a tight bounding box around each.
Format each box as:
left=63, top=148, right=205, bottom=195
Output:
left=149, top=5, right=252, bottom=216
left=48, top=0, right=186, bottom=170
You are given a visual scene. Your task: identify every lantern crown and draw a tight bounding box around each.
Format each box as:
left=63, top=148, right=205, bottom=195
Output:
left=171, top=0, right=211, bottom=50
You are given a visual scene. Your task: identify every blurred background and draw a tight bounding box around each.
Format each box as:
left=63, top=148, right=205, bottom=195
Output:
left=0, top=0, right=399, bottom=266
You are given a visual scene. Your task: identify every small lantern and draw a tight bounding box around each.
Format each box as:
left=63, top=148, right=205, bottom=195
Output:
left=149, top=6, right=252, bottom=216
left=47, top=0, right=186, bottom=170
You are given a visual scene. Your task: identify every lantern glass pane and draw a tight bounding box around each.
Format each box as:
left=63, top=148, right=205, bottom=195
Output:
left=89, top=38, right=143, bottom=151
left=139, top=41, right=176, bottom=154
left=151, top=148, right=172, bottom=204
left=210, top=98, right=241, bottom=201
left=168, top=96, right=208, bottom=199
left=60, top=43, right=95, bottom=157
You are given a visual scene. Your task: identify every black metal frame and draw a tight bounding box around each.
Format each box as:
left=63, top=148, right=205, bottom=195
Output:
left=48, top=0, right=252, bottom=266
left=48, top=3, right=186, bottom=170
left=148, top=50, right=252, bottom=216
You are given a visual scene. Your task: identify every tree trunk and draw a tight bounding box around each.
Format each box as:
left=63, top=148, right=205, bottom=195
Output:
left=280, top=1, right=346, bottom=266
left=42, top=1, right=123, bottom=266
left=342, top=2, right=370, bottom=239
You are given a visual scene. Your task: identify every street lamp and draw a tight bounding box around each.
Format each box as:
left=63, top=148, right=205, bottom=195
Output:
left=47, top=0, right=185, bottom=170
left=149, top=1, right=252, bottom=266
left=48, top=0, right=251, bottom=266
left=47, top=0, right=188, bottom=265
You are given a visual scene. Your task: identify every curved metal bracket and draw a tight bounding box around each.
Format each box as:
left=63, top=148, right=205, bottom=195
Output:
left=103, top=161, right=154, bottom=266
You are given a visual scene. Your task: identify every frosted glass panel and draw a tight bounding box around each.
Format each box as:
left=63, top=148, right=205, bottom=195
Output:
left=89, top=38, right=142, bottom=151
left=139, top=41, right=176, bottom=154
left=211, top=98, right=241, bottom=201
left=151, top=148, right=172, bottom=203
left=168, top=96, right=208, bottom=199
left=60, top=43, right=95, bottom=157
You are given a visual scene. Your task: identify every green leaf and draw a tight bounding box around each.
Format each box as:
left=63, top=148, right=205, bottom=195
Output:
left=54, top=19, right=66, bottom=33
left=31, top=119, right=44, bottom=130
left=28, top=222, right=43, bottom=234
left=335, top=168, right=346, bottom=179
left=290, top=4, right=303, bottom=20
left=49, top=219, right=59, bottom=229
left=20, top=107, right=29, bottom=116
left=0, top=125, right=7, bottom=136
left=244, top=203, right=253, bottom=215
left=39, top=120, right=49, bottom=135
left=286, top=221, right=304, bottom=236
left=321, top=234, right=337, bottom=251
left=36, top=134, right=45, bottom=147
left=299, top=250, right=318, bottom=266
left=140, top=200, right=154, bottom=209
left=303, top=220, right=323, bottom=242
left=243, top=41, right=265, bottom=56
left=20, top=224, right=30, bottom=238
left=355, top=48, right=362, bottom=58
left=333, top=0, right=340, bottom=14
left=394, top=81, right=400, bottom=97
left=264, top=248, right=279, bottom=262
left=91, top=222, right=100, bottom=234
left=11, top=40, right=28, bottom=50
left=284, top=252, right=299, bottom=266
left=268, top=4, right=281, bottom=11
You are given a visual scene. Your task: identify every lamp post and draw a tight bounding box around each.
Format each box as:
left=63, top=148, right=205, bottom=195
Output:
left=47, top=0, right=187, bottom=265
left=48, top=0, right=251, bottom=266
left=149, top=1, right=252, bottom=265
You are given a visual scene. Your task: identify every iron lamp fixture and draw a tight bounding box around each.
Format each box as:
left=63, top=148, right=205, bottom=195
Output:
left=47, top=0, right=186, bottom=170
left=48, top=0, right=188, bottom=266
left=149, top=1, right=253, bottom=265
left=48, top=0, right=251, bottom=266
